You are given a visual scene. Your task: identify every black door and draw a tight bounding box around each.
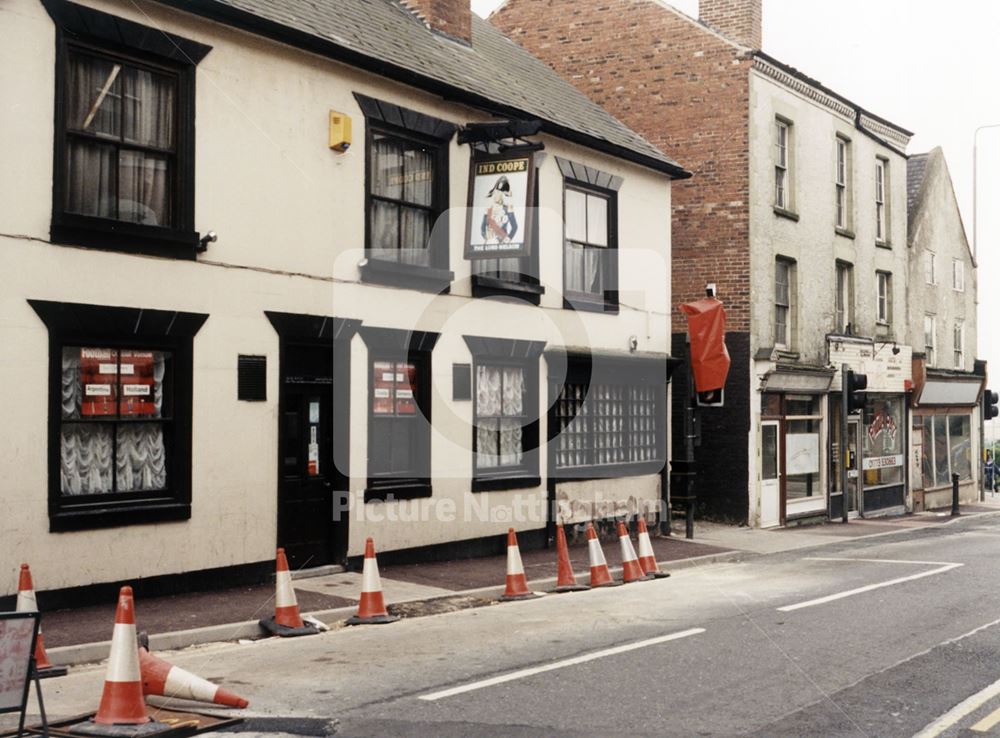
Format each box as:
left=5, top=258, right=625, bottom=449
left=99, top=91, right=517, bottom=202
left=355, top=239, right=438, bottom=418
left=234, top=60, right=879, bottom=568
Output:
left=277, top=344, right=345, bottom=569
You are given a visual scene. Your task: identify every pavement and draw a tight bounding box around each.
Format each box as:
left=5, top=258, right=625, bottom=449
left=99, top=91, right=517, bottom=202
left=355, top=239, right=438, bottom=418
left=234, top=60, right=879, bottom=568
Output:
left=29, top=500, right=1000, bottom=669
left=11, top=506, right=1000, bottom=737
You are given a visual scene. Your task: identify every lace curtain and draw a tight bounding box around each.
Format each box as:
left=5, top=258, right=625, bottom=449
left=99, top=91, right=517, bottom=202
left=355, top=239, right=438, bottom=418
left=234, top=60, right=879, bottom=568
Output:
left=476, top=365, right=525, bottom=469
left=370, top=134, right=434, bottom=266
left=60, top=348, right=168, bottom=496
left=65, top=52, right=174, bottom=225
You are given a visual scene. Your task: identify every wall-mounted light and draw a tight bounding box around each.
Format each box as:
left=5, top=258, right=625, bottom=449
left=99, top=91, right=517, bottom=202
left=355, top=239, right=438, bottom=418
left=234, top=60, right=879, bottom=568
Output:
left=196, top=231, right=217, bottom=253
left=628, top=335, right=638, bottom=353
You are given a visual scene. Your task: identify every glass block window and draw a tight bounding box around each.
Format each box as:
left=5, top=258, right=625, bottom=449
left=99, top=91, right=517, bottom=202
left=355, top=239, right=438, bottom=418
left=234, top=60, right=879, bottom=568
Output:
left=555, top=380, right=662, bottom=469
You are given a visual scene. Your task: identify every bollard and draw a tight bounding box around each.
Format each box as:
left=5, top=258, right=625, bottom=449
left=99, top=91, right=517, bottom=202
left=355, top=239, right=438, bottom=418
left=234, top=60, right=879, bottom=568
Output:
left=952, top=472, right=960, bottom=517
left=686, top=498, right=695, bottom=540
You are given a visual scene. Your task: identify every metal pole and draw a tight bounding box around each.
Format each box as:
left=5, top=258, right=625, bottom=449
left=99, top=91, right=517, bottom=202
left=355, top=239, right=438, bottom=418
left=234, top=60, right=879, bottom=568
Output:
left=841, top=364, right=849, bottom=524
left=952, top=472, right=960, bottom=517
left=684, top=345, right=696, bottom=540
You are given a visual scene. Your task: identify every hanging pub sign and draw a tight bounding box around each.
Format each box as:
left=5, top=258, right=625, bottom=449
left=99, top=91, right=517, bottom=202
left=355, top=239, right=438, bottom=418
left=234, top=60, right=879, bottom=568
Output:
left=465, top=151, right=535, bottom=260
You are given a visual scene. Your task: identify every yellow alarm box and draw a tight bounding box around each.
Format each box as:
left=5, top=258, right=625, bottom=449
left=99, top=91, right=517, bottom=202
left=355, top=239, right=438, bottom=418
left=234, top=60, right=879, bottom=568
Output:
left=329, top=111, right=352, bottom=152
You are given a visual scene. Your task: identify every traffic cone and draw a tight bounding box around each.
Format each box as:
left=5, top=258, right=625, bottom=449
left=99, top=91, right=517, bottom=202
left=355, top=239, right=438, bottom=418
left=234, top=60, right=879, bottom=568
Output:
left=500, top=529, right=541, bottom=601
left=346, top=538, right=399, bottom=624
left=94, top=587, right=150, bottom=725
left=618, top=521, right=652, bottom=583
left=636, top=518, right=670, bottom=579
left=258, top=548, right=320, bottom=637
left=15, top=563, right=67, bottom=678
left=586, top=522, right=621, bottom=587
left=139, top=645, right=249, bottom=708
left=553, top=524, right=588, bottom=593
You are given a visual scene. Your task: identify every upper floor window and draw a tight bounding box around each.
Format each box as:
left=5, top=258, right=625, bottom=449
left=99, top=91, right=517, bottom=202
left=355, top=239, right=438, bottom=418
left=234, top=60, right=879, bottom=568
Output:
left=924, top=314, right=936, bottom=366
left=876, top=271, right=892, bottom=326
left=953, top=259, right=965, bottom=292
left=775, top=119, right=791, bottom=210
left=563, top=183, right=618, bottom=312
left=835, top=261, right=853, bottom=334
left=355, top=93, right=455, bottom=292
left=775, top=258, right=795, bottom=347
left=954, top=321, right=965, bottom=369
left=835, top=137, right=850, bottom=229
left=49, top=3, right=210, bottom=257
left=925, top=251, right=937, bottom=285
left=875, top=158, right=889, bottom=244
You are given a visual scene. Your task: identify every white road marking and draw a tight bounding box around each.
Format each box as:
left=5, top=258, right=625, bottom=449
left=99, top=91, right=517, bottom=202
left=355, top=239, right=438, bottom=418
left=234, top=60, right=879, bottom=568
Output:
left=418, top=627, right=705, bottom=701
left=970, top=705, right=1000, bottom=733
left=804, top=557, right=961, bottom=566
left=913, top=676, right=1000, bottom=737
left=778, top=559, right=963, bottom=612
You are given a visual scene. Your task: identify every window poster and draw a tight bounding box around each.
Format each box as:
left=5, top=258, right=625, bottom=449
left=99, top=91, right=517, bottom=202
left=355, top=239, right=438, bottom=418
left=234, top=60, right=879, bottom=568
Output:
left=465, top=151, right=534, bottom=260
left=372, top=361, right=394, bottom=415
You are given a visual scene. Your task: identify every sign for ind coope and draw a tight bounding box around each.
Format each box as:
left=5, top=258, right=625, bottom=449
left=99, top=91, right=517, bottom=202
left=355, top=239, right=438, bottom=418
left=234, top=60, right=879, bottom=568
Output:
left=465, top=152, right=535, bottom=260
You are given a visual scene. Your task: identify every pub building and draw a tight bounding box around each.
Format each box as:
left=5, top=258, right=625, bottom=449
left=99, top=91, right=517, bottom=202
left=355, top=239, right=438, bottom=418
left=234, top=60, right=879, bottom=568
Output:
left=0, top=0, right=689, bottom=605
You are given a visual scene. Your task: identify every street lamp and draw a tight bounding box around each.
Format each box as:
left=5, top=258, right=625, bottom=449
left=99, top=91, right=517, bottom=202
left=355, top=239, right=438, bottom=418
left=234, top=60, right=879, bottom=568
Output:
left=973, top=123, right=1000, bottom=259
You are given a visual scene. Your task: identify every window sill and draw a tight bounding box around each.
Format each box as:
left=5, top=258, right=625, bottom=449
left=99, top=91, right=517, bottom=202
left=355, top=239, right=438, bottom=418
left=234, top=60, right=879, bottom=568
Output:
left=364, top=483, right=432, bottom=502
left=563, top=294, right=619, bottom=314
left=835, top=227, right=856, bottom=240
left=554, top=460, right=665, bottom=482
left=472, top=475, right=541, bottom=493
left=51, top=213, right=200, bottom=260
left=360, top=258, right=453, bottom=293
left=471, top=275, right=544, bottom=305
left=876, top=241, right=892, bottom=250
left=49, top=500, right=190, bottom=532
left=773, top=206, right=800, bottom=222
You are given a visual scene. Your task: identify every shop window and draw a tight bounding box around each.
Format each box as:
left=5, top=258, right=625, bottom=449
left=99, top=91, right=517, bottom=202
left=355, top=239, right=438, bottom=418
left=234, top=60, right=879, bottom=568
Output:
left=921, top=414, right=972, bottom=489
left=862, top=396, right=904, bottom=488
left=360, top=327, right=439, bottom=501
left=356, top=94, right=455, bottom=292
left=48, top=2, right=210, bottom=256
left=785, top=418, right=820, bottom=500
left=30, top=300, right=206, bottom=531
left=465, top=336, right=543, bottom=491
left=553, top=356, right=665, bottom=477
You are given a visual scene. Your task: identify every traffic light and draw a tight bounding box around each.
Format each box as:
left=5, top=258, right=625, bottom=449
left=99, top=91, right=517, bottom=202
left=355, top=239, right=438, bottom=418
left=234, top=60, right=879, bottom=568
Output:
left=696, top=388, right=724, bottom=407
left=846, top=370, right=868, bottom=414
left=984, top=389, right=999, bottom=421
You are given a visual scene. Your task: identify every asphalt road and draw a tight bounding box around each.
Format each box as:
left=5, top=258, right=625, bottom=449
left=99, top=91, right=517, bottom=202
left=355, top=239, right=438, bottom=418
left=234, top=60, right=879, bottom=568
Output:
left=20, top=512, right=1000, bottom=737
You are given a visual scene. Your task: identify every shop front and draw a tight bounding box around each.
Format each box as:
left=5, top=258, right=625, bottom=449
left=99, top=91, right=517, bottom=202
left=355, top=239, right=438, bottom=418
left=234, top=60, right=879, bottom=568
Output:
left=828, top=337, right=912, bottom=519
left=910, top=366, right=982, bottom=511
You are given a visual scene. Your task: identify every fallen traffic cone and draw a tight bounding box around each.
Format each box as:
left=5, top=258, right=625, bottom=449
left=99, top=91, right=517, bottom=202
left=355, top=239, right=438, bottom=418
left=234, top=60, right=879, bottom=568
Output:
left=618, top=521, right=652, bottom=583
left=15, top=563, right=67, bottom=678
left=553, top=524, right=588, bottom=593
left=636, top=518, right=670, bottom=579
left=500, top=529, right=542, bottom=601
left=94, top=587, right=151, bottom=725
left=139, top=644, right=249, bottom=708
left=586, top=522, right=621, bottom=587
left=259, top=548, right=320, bottom=637
left=346, top=538, right=399, bottom=625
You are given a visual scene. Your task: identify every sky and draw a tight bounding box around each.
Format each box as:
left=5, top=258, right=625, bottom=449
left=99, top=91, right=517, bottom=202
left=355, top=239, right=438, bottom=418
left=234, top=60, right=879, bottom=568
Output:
left=473, top=0, right=1000, bottom=437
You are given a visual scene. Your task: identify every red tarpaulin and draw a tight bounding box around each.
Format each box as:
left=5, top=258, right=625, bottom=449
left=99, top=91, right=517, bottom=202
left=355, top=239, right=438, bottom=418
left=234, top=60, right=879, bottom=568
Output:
left=679, top=298, right=730, bottom=393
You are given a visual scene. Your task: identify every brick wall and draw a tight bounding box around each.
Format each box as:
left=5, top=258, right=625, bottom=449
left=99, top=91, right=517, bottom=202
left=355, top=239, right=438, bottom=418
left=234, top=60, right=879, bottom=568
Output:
left=699, top=0, right=761, bottom=50
left=491, top=0, right=753, bottom=334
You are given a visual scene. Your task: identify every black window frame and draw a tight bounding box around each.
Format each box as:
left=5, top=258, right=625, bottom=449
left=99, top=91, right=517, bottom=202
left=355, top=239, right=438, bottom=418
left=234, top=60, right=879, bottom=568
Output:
left=557, top=157, right=622, bottom=313
left=360, top=327, right=439, bottom=502
left=357, top=94, right=456, bottom=293
left=29, top=300, right=207, bottom=532
left=46, top=0, right=210, bottom=259
left=465, top=336, right=545, bottom=492
left=549, top=353, right=667, bottom=481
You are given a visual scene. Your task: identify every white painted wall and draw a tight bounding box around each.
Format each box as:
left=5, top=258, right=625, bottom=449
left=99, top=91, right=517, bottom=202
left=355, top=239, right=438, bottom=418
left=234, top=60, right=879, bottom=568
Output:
left=0, top=0, right=672, bottom=593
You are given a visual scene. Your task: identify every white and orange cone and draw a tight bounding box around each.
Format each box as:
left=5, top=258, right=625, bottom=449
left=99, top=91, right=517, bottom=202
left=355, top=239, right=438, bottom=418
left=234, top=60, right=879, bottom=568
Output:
left=259, top=548, right=320, bottom=637
left=93, top=587, right=150, bottom=725
left=618, top=521, right=652, bottom=583
left=139, top=645, right=249, bottom=708
left=15, top=563, right=67, bottom=678
left=586, top=522, right=621, bottom=588
left=346, top=538, right=399, bottom=624
left=500, top=529, right=541, bottom=601
left=553, top=524, right=588, bottom=593
left=636, top=518, right=670, bottom=579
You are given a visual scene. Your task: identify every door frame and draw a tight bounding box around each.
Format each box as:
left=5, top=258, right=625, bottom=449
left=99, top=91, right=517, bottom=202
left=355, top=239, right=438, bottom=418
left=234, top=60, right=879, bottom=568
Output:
left=761, top=419, right=782, bottom=528
left=266, top=312, right=360, bottom=566
left=847, top=416, right=862, bottom=518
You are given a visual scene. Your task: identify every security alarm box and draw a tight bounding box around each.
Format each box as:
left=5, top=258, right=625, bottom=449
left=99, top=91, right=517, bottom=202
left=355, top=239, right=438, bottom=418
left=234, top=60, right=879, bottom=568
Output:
left=329, top=111, right=352, bottom=151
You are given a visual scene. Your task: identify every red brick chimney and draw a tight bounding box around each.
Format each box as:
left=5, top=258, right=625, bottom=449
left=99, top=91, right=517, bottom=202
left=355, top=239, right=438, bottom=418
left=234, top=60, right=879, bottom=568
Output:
left=402, top=0, right=472, bottom=43
left=699, top=0, right=762, bottom=49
